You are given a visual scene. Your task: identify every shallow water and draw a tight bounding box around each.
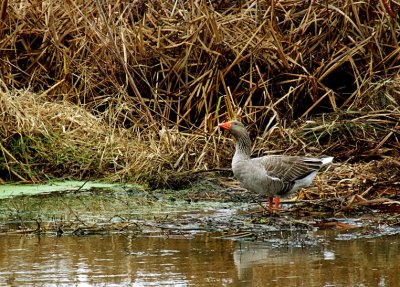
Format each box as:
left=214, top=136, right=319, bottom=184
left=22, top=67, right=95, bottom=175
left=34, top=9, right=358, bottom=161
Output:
left=0, top=233, right=398, bottom=287
left=0, top=181, right=139, bottom=199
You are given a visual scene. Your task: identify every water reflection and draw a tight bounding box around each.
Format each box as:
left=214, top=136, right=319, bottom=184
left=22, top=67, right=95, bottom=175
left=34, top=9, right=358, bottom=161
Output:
left=234, top=234, right=399, bottom=287
left=0, top=233, right=398, bottom=286
left=0, top=234, right=237, bottom=286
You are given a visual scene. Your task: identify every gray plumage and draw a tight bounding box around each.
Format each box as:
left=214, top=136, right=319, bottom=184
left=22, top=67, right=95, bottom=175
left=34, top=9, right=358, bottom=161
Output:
left=219, top=120, right=333, bottom=200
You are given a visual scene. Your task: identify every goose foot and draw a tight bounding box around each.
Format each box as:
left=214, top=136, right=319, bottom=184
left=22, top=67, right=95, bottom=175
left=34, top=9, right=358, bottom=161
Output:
left=268, top=196, right=281, bottom=210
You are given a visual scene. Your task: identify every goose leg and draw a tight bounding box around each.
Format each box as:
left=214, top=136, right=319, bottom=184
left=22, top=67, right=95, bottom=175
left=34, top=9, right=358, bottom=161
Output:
left=268, top=197, right=274, bottom=209
left=274, top=197, right=280, bottom=209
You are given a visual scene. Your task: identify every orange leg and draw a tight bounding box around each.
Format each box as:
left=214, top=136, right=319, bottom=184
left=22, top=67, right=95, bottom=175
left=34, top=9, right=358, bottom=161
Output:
left=268, top=197, right=274, bottom=209
left=274, top=197, right=280, bottom=209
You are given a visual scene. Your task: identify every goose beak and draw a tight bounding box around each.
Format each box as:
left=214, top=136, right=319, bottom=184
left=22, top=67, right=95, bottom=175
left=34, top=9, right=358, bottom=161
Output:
left=218, top=122, right=231, bottom=130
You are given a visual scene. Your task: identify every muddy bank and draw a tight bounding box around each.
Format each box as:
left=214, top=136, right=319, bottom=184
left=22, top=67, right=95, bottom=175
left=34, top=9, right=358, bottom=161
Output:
left=0, top=171, right=399, bottom=245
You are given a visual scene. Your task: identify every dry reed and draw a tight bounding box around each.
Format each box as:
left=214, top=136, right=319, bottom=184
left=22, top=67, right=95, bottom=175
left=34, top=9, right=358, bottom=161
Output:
left=0, top=0, right=398, bottom=199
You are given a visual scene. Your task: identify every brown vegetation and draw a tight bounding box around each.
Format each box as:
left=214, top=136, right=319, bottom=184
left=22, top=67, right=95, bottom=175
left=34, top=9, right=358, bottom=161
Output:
left=0, top=0, right=399, bottom=199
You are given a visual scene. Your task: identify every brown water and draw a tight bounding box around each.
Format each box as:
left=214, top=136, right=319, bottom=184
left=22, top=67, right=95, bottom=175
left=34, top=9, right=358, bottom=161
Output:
left=0, top=233, right=399, bottom=287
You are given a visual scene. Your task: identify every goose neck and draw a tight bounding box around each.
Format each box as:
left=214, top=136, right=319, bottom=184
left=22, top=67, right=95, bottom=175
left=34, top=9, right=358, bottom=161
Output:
left=233, top=132, right=251, bottom=162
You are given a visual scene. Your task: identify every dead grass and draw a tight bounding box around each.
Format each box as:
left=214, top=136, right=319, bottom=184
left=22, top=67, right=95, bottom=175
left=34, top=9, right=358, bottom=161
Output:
left=0, top=87, right=218, bottom=182
left=0, top=88, right=153, bottom=181
left=292, top=157, right=400, bottom=213
left=0, top=0, right=399, bottom=198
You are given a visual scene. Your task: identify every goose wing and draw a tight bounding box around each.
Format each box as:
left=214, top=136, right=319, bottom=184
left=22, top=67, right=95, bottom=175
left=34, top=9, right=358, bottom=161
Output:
left=259, top=155, right=324, bottom=182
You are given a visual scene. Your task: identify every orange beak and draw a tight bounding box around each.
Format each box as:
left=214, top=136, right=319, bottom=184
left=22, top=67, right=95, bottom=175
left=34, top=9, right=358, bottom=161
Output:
left=218, top=121, right=231, bottom=130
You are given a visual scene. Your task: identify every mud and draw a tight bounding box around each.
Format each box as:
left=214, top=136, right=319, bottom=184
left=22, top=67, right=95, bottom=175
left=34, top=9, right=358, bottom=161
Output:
left=0, top=178, right=399, bottom=245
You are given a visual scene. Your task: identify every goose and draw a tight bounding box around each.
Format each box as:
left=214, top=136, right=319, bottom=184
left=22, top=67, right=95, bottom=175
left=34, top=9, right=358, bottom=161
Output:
left=219, top=120, right=333, bottom=209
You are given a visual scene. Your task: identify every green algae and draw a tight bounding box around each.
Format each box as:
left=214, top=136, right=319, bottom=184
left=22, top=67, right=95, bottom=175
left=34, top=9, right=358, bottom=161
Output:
left=0, top=181, right=140, bottom=199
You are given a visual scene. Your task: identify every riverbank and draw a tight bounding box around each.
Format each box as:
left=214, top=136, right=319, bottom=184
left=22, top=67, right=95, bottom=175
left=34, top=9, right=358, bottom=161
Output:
left=0, top=157, right=398, bottom=242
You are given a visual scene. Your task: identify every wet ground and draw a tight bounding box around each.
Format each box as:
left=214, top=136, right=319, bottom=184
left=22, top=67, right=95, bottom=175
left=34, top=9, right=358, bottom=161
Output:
left=0, top=179, right=399, bottom=286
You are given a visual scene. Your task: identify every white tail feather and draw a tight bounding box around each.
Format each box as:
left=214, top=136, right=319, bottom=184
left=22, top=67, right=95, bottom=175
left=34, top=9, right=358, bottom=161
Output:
left=321, top=156, right=334, bottom=165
